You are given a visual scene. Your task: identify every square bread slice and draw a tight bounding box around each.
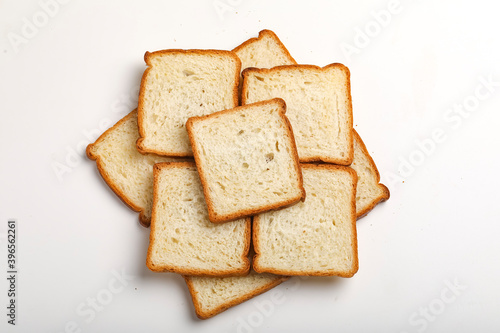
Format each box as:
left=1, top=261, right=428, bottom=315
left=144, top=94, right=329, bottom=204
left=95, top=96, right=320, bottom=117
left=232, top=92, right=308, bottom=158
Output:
left=186, top=98, right=305, bottom=224
left=184, top=271, right=288, bottom=319
left=146, top=162, right=251, bottom=276
left=352, top=129, right=390, bottom=219
left=233, top=29, right=296, bottom=71
left=253, top=164, right=358, bottom=277
left=86, top=110, right=180, bottom=227
left=137, top=49, right=241, bottom=157
left=242, top=64, right=354, bottom=165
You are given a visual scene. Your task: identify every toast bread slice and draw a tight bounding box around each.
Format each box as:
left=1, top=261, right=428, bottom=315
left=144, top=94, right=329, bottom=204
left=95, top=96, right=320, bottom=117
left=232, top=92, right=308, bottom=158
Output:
left=352, top=129, right=390, bottom=219
left=86, top=110, right=180, bottom=227
left=233, top=29, right=296, bottom=71
left=242, top=64, right=354, bottom=165
left=186, top=98, right=305, bottom=223
left=137, top=49, right=241, bottom=157
left=253, top=164, right=358, bottom=277
left=146, top=162, right=251, bottom=276
left=184, top=271, right=288, bottom=319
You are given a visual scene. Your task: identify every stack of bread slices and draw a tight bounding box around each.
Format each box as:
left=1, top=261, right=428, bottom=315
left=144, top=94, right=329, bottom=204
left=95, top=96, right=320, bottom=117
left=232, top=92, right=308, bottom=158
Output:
left=86, top=30, right=390, bottom=319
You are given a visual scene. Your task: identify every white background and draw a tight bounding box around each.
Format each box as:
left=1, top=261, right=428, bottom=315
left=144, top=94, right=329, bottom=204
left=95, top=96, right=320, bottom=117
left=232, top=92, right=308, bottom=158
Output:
left=1, top=0, right=500, bottom=332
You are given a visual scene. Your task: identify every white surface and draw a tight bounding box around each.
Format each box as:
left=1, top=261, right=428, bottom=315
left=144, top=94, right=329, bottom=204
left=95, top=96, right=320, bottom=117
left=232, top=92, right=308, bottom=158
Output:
left=1, top=0, right=500, bottom=332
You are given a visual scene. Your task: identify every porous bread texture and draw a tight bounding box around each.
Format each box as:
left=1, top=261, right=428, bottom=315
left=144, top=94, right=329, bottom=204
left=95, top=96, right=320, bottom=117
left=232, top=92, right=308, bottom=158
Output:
left=137, top=49, right=241, bottom=157
left=253, top=164, right=358, bottom=277
left=351, top=130, right=390, bottom=219
left=86, top=110, right=179, bottom=227
left=186, top=98, right=305, bottom=223
left=146, top=162, right=251, bottom=276
left=233, top=29, right=296, bottom=70
left=184, top=271, right=288, bottom=319
left=242, top=64, right=354, bottom=165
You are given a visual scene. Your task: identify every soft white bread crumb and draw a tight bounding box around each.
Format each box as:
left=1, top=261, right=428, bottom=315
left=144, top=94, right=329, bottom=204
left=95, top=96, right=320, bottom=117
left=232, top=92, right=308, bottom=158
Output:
left=253, top=164, right=358, bottom=277
left=137, top=50, right=241, bottom=156
left=184, top=271, right=288, bottom=319
left=86, top=110, right=179, bottom=227
left=233, top=29, right=296, bottom=70
left=186, top=98, right=305, bottom=223
left=351, top=130, right=390, bottom=219
left=242, top=64, right=354, bottom=165
left=146, top=162, right=250, bottom=276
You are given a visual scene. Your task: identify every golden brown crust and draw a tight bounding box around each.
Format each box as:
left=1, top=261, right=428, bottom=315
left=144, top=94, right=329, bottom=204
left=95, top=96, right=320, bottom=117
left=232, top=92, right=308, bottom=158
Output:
left=183, top=275, right=289, bottom=319
left=186, top=98, right=305, bottom=224
left=241, top=63, right=354, bottom=165
left=253, top=163, right=359, bottom=277
left=352, top=129, right=390, bottom=220
left=146, top=162, right=251, bottom=277
left=86, top=110, right=153, bottom=228
left=136, top=49, right=241, bottom=157
left=232, top=29, right=297, bottom=65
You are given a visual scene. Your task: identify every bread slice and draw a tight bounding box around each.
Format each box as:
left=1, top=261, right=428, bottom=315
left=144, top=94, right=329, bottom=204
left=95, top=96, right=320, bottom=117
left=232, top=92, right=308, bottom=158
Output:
left=242, top=64, right=354, bottom=165
left=233, top=29, right=296, bottom=71
left=186, top=98, right=305, bottom=224
left=86, top=110, right=179, bottom=227
left=184, top=271, right=288, bottom=319
left=253, top=164, right=358, bottom=277
left=137, top=49, right=241, bottom=157
left=146, top=162, right=251, bottom=276
left=352, top=129, right=390, bottom=219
